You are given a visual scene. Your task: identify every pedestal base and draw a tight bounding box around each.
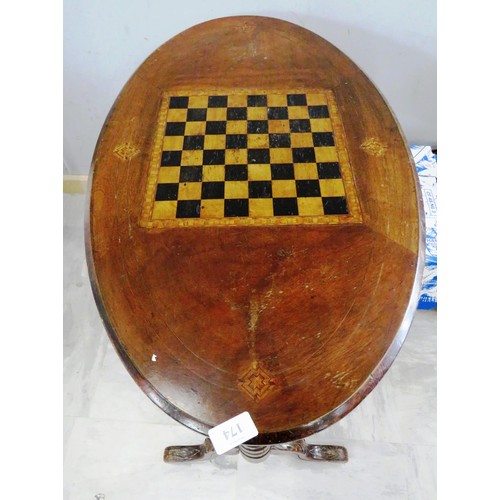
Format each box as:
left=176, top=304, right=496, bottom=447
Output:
left=164, top=438, right=348, bottom=463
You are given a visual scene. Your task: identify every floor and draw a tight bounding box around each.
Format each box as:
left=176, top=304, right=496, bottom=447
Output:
left=64, top=192, right=436, bottom=500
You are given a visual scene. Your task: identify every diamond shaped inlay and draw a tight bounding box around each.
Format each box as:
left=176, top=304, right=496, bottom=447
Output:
left=360, top=137, right=387, bottom=157
left=238, top=362, right=276, bottom=401
left=113, top=142, right=141, bottom=161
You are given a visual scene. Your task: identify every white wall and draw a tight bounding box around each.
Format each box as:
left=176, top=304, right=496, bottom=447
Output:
left=63, top=0, right=436, bottom=175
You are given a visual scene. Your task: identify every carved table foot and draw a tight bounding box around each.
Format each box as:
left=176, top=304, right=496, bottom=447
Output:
left=163, top=438, right=237, bottom=462
left=271, top=439, right=348, bottom=462
left=164, top=438, right=348, bottom=463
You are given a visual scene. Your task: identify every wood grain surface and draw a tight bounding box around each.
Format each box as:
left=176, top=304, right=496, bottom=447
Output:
left=86, top=16, right=424, bottom=444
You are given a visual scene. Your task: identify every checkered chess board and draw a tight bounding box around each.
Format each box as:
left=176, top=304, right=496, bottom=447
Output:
left=140, top=90, right=362, bottom=228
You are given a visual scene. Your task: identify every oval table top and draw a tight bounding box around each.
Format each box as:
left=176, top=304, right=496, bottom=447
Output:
left=86, top=16, right=424, bottom=445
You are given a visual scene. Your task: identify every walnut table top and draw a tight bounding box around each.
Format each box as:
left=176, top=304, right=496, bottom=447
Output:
left=86, top=16, right=424, bottom=445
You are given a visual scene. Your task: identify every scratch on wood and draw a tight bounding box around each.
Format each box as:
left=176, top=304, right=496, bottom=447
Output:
left=247, top=297, right=261, bottom=359
left=325, top=370, right=359, bottom=390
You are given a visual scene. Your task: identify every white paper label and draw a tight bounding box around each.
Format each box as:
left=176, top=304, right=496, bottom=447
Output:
left=208, top=411, right=258, bottom=455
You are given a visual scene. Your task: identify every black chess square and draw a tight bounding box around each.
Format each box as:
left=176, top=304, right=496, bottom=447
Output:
left=268, top=107, right=289, bottom=120
left=317, top=162, right=341, bottom=179
left=225, top=199, right=249, bottom=217
left=248, top=149, right=270, bottom=164
left=249, top=181, right=272, bottom=198
left=292, top=147, right=316, bottom=163
left=161, top=150, right=182, bottom=166
left=247, top=120, right=268, bottom=134
left=312, top=132, right=335, bottom=147
left=165, top=122, right=186, bottom=136
left=201, top=182, right=225, bottom=199
left=273, top=198, right=299, bottom=216
left=187, top=108, right=207, bottom=121
left=208, top=95, right=228, bottom=108
left=308, top=105, right=330, bottom=118
left=183, top=135, right=204, bottom=150
left=227, top=107, right=247, bottom=120
left=176, top=200, right=201, bottom=218
left=269, top=133, right=291, bottom=148
left=290, top=119, right=311, bottom=133
left=225, top=165, right=248, bottom=181
left=296, top=179, right=321, bottom=197
left=287, top=94, right=307, bottom=106
left=226, top=134, right=247, bottom=149
left=322, top=196, right=348, bottom=215
left=248, top=95, right=267, bottom=107
left=155, top=183, right=179, bottom=201
left=169, top=96, right=189, bottom=109
left=271, top=163, right=295, bottom=180
left=203, top=149, right=225, bottom=165
left=180, top=166, right=203, bottom=183
left=205, top=121, right=227, bottom=135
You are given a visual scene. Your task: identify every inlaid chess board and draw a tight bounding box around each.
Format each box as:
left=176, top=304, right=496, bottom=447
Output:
left=140, top=89, right=362, bottom=228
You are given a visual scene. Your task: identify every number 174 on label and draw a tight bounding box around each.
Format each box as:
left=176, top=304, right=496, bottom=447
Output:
left=223, top=423, right=243, bottom=440
left=208, top=411, right=259, bottom=455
